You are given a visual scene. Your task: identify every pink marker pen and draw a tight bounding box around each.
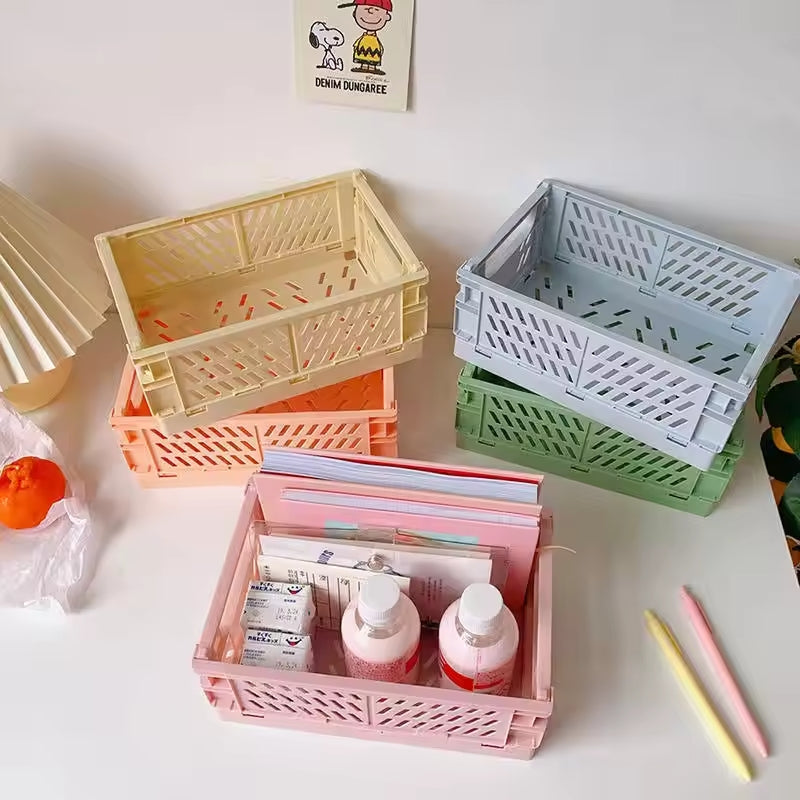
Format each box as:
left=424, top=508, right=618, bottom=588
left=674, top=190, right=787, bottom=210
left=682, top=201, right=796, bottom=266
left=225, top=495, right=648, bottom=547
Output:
left=681, top=586, right=768, bottom=759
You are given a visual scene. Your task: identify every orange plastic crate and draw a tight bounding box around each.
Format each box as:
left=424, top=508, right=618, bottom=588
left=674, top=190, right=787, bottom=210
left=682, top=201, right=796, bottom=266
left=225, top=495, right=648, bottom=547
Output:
left=110, top=360, right=397, bottom=487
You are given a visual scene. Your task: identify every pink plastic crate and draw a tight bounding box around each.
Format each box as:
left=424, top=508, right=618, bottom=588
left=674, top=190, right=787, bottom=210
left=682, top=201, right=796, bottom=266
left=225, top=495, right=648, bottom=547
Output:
left=193, top=461, right=554, bottom=759
left=110, top=360, right=397, bottom=487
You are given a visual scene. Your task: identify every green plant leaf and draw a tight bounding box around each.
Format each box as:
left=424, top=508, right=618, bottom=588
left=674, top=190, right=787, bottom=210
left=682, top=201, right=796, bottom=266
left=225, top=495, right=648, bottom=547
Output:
left=755, top=357, right=793, bottom=418
left=782, top=417, right=800, bottom=454
left=779, top=473, right=800, bottom=539
left=760, top=429, right=800, bottom=481
left=783, top=335, right=800, bottom=378
left=764, top=381, right=800, bottom=428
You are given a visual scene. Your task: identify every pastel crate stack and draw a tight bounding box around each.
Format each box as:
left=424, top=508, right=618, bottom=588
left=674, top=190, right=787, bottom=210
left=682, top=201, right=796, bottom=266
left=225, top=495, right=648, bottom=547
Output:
left=97, top=171, right=428, bottom=486
left=454, top=180, right=800, bottom=514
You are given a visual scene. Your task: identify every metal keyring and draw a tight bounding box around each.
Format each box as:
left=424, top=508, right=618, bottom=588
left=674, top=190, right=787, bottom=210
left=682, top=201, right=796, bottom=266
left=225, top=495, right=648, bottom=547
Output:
left=353, top=554, right=399, bottom=575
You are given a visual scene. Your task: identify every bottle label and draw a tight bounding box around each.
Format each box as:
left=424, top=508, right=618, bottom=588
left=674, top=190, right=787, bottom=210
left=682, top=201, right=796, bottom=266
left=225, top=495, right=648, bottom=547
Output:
left=345, top=640, right=421, bottom=683
left=439, top=653, right=515, bottom=696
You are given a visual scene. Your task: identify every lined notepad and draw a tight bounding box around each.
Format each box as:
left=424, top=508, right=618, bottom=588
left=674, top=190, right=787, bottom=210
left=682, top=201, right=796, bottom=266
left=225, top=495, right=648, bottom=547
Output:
left=261, top=449, right=539, bottom=505
left=281, top=489, right=537, bottom=526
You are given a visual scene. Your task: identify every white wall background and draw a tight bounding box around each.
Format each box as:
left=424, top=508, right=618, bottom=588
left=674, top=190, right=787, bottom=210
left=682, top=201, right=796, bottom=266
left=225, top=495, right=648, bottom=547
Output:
left=2, top=0, right=799, bottom=327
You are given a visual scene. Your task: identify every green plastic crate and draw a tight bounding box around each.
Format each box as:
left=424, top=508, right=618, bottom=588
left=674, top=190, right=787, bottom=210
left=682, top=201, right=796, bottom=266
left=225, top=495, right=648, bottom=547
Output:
left=456, top=364, right=745, bottom=516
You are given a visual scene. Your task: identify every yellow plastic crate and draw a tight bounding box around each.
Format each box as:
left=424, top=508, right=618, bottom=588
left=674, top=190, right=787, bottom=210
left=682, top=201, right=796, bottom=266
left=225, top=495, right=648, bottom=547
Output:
left=96, top=171, right=428, bottom=434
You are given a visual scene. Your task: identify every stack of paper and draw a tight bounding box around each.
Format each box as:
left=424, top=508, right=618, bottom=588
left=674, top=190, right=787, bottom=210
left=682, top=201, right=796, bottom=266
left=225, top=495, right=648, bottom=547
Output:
left=261, top=449, right=539, bottom=505
left=260, top=531, right=494, bottom=626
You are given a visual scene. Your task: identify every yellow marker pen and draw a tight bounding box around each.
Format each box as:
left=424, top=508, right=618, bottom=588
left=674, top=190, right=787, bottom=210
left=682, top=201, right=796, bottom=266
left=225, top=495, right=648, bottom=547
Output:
left=644, top=609, right=752, bottom=783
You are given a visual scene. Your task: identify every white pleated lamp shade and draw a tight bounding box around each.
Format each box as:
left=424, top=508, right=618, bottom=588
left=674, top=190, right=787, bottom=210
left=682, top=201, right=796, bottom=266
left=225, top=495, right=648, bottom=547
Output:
left=0, top=181, right=111, bottom=391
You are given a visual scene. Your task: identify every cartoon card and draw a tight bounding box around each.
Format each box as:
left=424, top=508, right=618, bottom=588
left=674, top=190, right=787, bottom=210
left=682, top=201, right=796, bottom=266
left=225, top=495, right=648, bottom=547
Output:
left=295, top=0, right=415, bottom=112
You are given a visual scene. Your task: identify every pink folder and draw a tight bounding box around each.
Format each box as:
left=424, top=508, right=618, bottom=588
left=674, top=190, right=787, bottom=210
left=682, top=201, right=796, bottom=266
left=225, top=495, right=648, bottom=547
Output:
left=253, top=450, right=543, bottom=610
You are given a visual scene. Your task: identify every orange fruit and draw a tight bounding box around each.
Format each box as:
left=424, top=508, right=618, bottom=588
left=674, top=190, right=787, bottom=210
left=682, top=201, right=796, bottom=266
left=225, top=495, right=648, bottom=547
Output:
left=772, top=427, right=796, bottom=455
left=771, top=478, right=788, bottom=504
left=0, top=457, right=67, bottom=530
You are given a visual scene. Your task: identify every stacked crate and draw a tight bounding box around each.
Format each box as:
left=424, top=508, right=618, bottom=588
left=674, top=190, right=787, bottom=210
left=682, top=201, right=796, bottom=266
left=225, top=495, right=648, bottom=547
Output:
left=454, top=181, right=800, bottom=514
left=110, top=359, right=398, bottom=487
left=97, top=171, right=428, bottom=487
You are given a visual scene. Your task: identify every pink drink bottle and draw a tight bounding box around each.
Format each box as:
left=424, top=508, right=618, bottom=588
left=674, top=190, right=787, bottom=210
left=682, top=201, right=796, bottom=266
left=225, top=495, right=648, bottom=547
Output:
left=438, top=583, right=519, bottom=696
left=341, top=574, right=421, bottom=684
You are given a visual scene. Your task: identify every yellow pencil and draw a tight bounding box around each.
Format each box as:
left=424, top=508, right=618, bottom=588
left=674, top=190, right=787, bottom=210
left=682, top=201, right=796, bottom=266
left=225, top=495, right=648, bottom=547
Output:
left=644, top=610, right=753, bottom=782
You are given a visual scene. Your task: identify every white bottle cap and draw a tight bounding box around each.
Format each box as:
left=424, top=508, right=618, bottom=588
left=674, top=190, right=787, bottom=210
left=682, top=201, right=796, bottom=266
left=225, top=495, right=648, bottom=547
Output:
left=458, top=583, right=504, bottom=636
left=358, top=574, right=401, bottom=627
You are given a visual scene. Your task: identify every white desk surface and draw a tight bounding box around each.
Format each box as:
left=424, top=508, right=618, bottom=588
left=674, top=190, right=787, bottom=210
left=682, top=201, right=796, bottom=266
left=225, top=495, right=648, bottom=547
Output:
left=2, top=322, right=799, bottom=799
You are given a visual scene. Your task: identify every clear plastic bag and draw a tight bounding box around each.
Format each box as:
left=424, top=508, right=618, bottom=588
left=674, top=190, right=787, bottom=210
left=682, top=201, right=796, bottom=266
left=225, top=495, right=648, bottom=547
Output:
left=0, top=398, right=94, bottom=611
left=254, top=522, right=510, bottom=626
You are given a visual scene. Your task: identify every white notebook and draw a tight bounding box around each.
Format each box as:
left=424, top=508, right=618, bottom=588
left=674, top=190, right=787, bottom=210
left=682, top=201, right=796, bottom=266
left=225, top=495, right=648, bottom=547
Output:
left=261, top=449, right=539, bottom=505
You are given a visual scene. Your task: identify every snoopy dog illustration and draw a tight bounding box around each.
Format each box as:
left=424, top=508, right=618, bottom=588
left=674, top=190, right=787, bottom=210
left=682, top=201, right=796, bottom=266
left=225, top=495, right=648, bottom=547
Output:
left=309, top=21, right=345, bottom=71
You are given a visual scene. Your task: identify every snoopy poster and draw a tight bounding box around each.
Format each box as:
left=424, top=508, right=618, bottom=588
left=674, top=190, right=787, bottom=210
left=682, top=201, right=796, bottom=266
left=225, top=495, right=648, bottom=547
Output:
left=295, top=0, right=415, bottom=111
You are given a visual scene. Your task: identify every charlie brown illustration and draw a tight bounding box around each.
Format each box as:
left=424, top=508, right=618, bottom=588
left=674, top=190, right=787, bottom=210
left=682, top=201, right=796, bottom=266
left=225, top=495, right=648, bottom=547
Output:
left=338, top=0, right=392, bottom=76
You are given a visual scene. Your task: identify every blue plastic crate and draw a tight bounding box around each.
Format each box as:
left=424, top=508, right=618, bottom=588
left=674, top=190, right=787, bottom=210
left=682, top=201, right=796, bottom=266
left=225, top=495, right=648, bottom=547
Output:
left=454, top=181, right=800, bottom=470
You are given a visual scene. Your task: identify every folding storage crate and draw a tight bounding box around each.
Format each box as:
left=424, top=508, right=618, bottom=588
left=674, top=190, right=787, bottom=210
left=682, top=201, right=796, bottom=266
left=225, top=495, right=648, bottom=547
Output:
left=194, top=456, right=554, bottom=759
left=455, top=180, right=800, bottom=470
left=110, top=360, right=397, bottom=487
left=456, top=364, right=744, bottom=516
left=97, top=171, right=427, bottom=434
